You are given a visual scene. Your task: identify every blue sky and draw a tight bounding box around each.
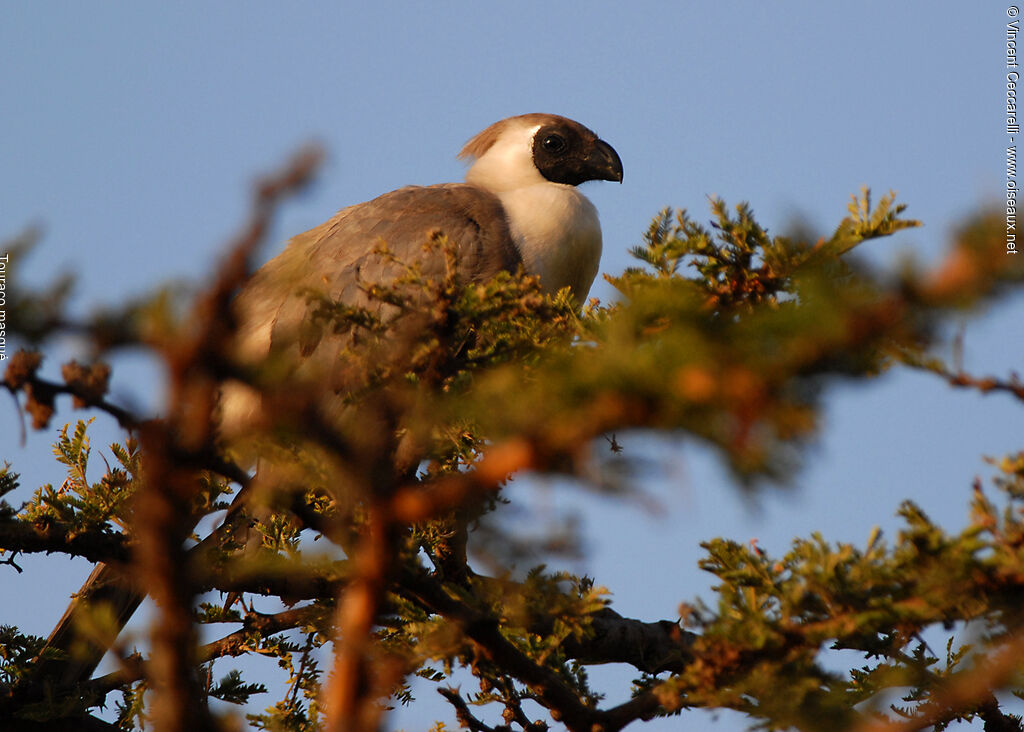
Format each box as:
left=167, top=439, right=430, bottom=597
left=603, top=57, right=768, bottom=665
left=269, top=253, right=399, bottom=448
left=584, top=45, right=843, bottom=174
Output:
left=2, top=3, right=1021, bottom=730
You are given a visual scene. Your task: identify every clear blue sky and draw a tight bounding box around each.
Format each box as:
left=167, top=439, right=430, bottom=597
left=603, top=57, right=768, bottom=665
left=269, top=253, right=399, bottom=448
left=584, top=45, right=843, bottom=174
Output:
left=2, top=3, right=1021, bottom=730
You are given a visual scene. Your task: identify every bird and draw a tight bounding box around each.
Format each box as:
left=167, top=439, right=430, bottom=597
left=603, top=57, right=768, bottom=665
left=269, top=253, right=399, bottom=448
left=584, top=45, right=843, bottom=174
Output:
left=220, top=113, right=623, bottom=436
left=216, top=112, right=623, bottom=604
left=34, top=114, right=622, bottom=697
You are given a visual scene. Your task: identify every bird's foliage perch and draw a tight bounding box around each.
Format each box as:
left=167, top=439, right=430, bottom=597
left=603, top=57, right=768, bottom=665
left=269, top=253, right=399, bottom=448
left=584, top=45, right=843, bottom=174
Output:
left=1, top=152, right=1023, bottom=732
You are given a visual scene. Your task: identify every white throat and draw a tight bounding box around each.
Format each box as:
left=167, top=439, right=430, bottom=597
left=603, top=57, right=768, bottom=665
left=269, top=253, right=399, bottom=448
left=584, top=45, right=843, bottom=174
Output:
left=494, top=185, right=601, bottom=301
left=464, top=122, right=602, bottom=301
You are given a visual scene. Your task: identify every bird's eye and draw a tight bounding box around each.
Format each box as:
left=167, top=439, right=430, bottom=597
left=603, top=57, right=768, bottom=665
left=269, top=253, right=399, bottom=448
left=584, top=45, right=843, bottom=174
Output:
left=542, top=134, right=566, bottom=153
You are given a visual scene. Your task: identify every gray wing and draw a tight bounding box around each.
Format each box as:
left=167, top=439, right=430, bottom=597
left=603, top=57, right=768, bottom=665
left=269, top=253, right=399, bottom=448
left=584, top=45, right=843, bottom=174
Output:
left=225, top=184, right=520, bottom=428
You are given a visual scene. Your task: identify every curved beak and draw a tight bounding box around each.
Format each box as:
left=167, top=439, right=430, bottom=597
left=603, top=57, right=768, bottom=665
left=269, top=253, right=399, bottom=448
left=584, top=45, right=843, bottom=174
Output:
left=589, top=138, right=624, bottom=183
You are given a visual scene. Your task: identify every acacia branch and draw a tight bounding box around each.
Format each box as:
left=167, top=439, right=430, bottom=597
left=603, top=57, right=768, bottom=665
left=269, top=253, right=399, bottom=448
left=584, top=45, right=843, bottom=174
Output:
left=84, top=605, right=321, bottom=698
left=193, top=559, right=349, bottom=600
left=438, top=687, right=501, bottom=732
left=850, top=631, right=1024, bottom=732
left=2, top=714, right=121, bottom=731
left=400, top=567, right=644, bottom=732
left=3, top=361, right=142, bottom=432
left=0, top=518, right=129, bottom=564
left=200, top=606, right=322, bottom=659
left=558, top=607, right=695, bottom=674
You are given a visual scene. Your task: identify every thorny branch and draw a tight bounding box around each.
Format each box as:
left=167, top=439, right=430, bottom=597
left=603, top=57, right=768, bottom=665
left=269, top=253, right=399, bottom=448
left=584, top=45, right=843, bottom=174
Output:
left=3, top=146, right=325, bottom=731
left=132, top=144, right=324, bottom=732
left=0, top=517, right=130, bottom=564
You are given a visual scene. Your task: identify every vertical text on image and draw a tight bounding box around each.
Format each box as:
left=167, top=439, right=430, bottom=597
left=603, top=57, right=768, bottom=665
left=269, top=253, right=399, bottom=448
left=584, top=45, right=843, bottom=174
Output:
left=1008, top=7, right=1020, bottom=254
left=0, top=252, right=7, bottom=360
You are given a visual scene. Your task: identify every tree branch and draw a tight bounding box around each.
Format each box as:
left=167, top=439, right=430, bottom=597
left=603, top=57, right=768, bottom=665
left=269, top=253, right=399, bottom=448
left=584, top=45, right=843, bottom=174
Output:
left=558, top=607, right=695, bottom=674
left=850, top=631, right=1024, bottom=732
left=400, top=567, right=643, bottom=732
left=3, top=350, right=142, bottom=432
left=942, top=369, right=1024, bottom=403
left=22, top=146, right=324, bottom=731
left=438, top=686, right=501, bottom=732
left=85, top=605, right=322, bottom=698
left=0, top=518, right=129, bottom=564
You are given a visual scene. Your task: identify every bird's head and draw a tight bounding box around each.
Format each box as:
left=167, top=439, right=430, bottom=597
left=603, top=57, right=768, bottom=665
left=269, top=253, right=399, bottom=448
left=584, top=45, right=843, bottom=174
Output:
left=460, top=113, right=623, bottom=192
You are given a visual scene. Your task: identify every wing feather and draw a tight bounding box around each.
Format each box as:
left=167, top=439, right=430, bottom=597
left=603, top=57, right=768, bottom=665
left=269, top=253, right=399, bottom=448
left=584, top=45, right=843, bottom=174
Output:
left=223, top=184, right=520, bottom=433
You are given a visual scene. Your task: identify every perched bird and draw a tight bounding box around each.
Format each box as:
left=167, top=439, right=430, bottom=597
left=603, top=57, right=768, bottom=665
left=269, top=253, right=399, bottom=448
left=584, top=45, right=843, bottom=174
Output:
left=217, top=112, right=623, bottom=602
left=221, top=113, right=623, bottom=434
left=36, top=115, right=621, bottom=693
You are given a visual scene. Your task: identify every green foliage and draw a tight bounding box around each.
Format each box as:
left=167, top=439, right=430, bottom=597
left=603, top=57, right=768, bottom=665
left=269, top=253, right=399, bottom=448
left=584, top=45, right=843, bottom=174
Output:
left=115, top=682, right=148, bottom=729
left=1, top=185, right=1022, bottom=732
left=209, top=668, right=268, bottom=705
left=0, top=626, right=47, bottom=687
left=444, top=192, right=928, bottom=482
left=831, top=187, right=922, bottom=255
left=0, top=465, right=18, bottom=523
left=647, top=455, right=1024, bottom=729
left=0, top=465, right=19, bottom=501
left=246, top=633, right=325, bottom=731
left=17, top=419, right=140, bottom=531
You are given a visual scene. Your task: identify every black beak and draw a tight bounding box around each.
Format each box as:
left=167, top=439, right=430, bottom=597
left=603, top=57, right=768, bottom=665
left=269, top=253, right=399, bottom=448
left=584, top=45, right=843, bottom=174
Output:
left=589, top=138, right=623, bottom=183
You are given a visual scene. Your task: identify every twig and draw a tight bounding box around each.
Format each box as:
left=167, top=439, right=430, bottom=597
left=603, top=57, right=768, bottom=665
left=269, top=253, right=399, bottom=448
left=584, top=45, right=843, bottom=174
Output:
left=438, top=687, right=499, bottom=732
left=944, top=369, right=1024, bottom=402
left=849, top=631, right=1024, bottom=732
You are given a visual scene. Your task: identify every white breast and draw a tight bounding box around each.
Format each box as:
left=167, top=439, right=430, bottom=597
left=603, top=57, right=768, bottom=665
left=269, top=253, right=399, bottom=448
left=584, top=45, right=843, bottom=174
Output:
left=496, top=183, right=602, bottom=302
